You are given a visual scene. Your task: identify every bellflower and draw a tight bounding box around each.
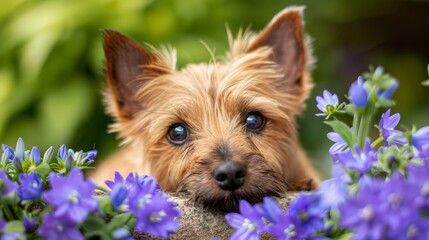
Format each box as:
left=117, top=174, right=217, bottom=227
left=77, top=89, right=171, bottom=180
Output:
left=29, top=147, right=41, bottom=164
left=225, top=200, right=265, bottom=240
left=37, top=213, right=83, bottom=240
left=1, top=144, right=14, bottom=160
left=110, top=184, right=128, bottom=209
left=23, top=216, right=37, bottom=233
left=316, top=90, right=340, bottom=117
left=412, top=126, right=429, bottom=150
left=132, top=193, right=181, bottom=239
left=17, top=172, right=43, bottom=200
left=348, top=76, right=369, bottom=108
left=316, top=177, right=349, bottom=210
left=15, top=138, right=25, bottom=161
left=339, top=178, right=389, bottom=240
left=255, top=196, right=283, bottom=223
left=333, top=140, right=377, bottom=174
left=327, top=131, right=347, bottom=156
left=43, top=168, right=98, bottom=223
left=378, top=109, right=406, bottom=145
left=0, top=169, right=18, bottom=197
left=378, top=80, right=399, bottom=100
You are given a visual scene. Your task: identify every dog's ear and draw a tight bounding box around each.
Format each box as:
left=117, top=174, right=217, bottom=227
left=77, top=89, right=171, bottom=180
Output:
left=102, top=30, right=158, bottom=120
left=248, top=7, right=311, bottom=95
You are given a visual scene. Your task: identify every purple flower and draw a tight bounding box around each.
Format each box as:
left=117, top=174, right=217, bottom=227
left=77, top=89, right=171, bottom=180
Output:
left=57, top=144, right=68, bottom=160
left=378, top=80, right=399, bottom=100
left=225, top=200, right=265, bottom=240
left=132, top=193, right=181, bottom=239
left=316, top=90, right=340, bottom=116
left=412, top=126, right=429, bottom=150
left=255, top=196, right=282, bottom=223
left=18, top=172, right=43, bottom=200
left=15, top=138, right=25, bottom=161
left=43, top=168, right=98, bottom=223
left=327, top=131, right=347, bottom=155
left=0, top=169, right=18, bottom=197
left=378, top=109, right=406, bottom=145
left=316, top=177, right=349, bottom=210
left=268, top=194, right=325, bottom=240
left=105, top=172, right=136, bottom=190
left=37, top=213, right=83, bottom=240
left=29, top=147, right=41, bottom=164
left=110, top=184, right=128, bottom=209
left=349, top=76, right=369, bottom=108
left=333, top=140, right=377, bottom=174
left=339, top=178, right=389, bottom=240
left=1, top=144, right=14, bottom=160
left=112, top=228, right=132, bottom=240
left=23, top=216, right=37, bottom=233
left=85, top=150, right=97, bottom=163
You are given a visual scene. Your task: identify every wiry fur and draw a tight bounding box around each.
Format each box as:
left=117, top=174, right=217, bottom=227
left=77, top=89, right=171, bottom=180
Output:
left=92, top=7, right=319, bottom=212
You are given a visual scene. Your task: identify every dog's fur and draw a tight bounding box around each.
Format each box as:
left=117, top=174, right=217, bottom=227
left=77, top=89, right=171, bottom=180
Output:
left=91, top=7, right=319, bottom=211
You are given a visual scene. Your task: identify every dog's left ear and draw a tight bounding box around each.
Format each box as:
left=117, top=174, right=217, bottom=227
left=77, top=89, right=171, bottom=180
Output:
left=248, top=7, right=311, bottom=96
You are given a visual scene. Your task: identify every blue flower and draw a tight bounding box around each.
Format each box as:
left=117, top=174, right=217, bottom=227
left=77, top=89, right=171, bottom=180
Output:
left=267, top=194, right=325, bottom=240
left=132, top=193, right=181, bottom=239
left=37, top=213, right=83, bottom=240
left=412, top=126, right=429, bottom=150
left=110, top=184, right=128, bottom=209
left=112, top=228, right=133, bottom=240
left=316, top=90, right=340, bottom=116
left=57, top=144, right=68, bottom=160
left=339, top=178, right=389, bottom=240
left=23, top=216, right=37, bottom=233
left=333, top=140, right=377, bottom=174
left=225, top=200, right=265, bottom=240
left=0, top=169, right=18, bottom=197
left=43, top=168, right=98, bottom=223
left=1, top=144, right=14, bottom=160
left=378, top=109, right=406, bottom=145
left=15, top=138, right=25, bottom=161
left=29, top=147, right=41, bottom=164
left=18, top=172, right=44, bottom=201
left=255, top=196, right=282, bottom=223
left=378, top=80, right=399, bottom=100
left=316, top=177, right=348, bottom=210
left=349, top=76, right=369, bottom=108
left=327, top=131, right=348, bottom=156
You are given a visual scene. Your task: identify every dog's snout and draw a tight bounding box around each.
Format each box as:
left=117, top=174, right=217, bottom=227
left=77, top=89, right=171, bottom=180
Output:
left=213, top=161, right=246, bottom=191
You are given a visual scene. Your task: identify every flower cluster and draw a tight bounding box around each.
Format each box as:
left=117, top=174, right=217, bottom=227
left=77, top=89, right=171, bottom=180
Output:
left=226, top=66, right=429, bottom=239
left=0, top=139, right=181, bottom=239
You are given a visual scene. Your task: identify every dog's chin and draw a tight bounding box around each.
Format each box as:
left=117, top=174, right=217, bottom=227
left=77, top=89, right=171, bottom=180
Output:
left=177, top=171, right=291, bottom=212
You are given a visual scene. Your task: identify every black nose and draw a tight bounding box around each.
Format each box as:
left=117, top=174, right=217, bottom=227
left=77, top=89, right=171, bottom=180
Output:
left=214, top=161, right=247, bottom=191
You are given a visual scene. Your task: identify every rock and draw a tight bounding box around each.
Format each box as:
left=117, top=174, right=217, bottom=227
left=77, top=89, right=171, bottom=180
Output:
left=133, top=192, right=300, bottom=239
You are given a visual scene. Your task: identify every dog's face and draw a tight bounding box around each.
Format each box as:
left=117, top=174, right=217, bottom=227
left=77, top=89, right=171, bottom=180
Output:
left=102, top=7, right=316, bottom=211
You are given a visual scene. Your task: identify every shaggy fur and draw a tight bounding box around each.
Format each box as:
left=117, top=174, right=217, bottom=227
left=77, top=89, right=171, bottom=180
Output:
left=91, top=6, right=319, bottom=211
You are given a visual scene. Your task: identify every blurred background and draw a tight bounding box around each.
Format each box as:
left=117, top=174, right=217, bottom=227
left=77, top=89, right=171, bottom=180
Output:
left=1, top=0, right=428, bottom=177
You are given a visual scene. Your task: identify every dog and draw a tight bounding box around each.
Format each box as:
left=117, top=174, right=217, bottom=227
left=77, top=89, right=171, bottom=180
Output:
left=91, top=6, right=319, bottom=211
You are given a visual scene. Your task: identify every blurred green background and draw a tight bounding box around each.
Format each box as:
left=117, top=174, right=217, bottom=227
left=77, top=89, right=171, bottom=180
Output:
left=1, top=0, right=428, bottom=177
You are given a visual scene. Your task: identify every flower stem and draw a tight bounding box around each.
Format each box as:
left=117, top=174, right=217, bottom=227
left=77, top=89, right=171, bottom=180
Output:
left=352, top=112, right=360, bottom=144
left=371, top=136, right=384, bottom=148
left=96, top=185, right=109, bottom=192
left=0, top=199, right=15, bottom=220
left=357, top=106, right=375, bottom=148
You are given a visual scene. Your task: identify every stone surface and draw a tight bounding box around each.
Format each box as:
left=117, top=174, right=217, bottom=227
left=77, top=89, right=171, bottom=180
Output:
left=133, top=192, right=300, bottom=240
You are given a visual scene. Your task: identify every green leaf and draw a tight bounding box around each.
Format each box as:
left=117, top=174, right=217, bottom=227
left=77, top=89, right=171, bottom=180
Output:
left=81, top=215, right=107, bottom=232
left=325, top=120, right=353, bottom=148
left=5, top=220, right=25, bottom=233
left=107, top=213, right=135, bottom=231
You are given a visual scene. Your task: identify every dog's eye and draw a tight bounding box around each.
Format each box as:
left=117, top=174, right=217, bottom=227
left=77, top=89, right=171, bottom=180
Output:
left=245, top=112, right=266, bottom=132
left=167, top=123, right=188, bottom=145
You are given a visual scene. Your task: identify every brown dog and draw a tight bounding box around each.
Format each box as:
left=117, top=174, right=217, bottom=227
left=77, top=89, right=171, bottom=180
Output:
left=91, top=6, right=319, bottom=211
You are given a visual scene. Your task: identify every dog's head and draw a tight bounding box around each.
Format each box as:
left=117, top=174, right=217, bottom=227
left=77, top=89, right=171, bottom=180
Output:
left=102, top=7, right=315, bottom=211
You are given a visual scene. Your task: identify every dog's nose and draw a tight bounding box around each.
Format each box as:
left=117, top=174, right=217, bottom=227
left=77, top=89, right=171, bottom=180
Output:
left=214, top=161, right=247, bottom=191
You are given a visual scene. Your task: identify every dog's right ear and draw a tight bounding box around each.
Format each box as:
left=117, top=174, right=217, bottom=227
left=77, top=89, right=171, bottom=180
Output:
left=102, top=30, right=158, bottom=121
